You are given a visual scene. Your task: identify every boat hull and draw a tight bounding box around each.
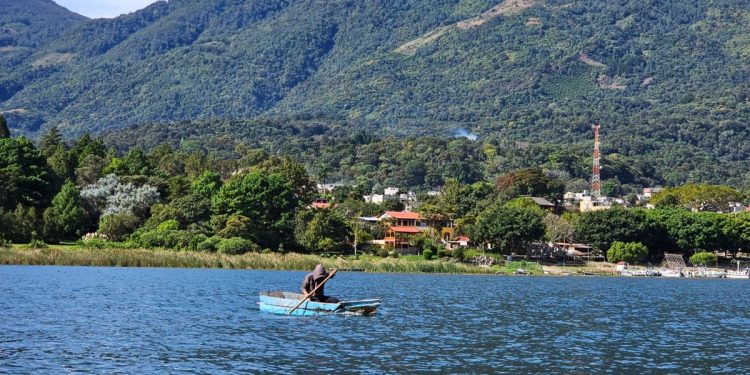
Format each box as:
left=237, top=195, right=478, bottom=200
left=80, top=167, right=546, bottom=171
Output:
left=259, top=291, right=381, bottom=316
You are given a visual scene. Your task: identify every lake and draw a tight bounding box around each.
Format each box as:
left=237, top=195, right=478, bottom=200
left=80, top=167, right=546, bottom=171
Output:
left=1, top=266, right=749, bottom=373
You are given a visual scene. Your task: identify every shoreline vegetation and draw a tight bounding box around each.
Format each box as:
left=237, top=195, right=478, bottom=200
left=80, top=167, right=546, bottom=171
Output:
left=0, top=245, right=735, bottom=277
left=2, top=121, right=749, bottom=277
left=0, top=245, right=553, bottom=275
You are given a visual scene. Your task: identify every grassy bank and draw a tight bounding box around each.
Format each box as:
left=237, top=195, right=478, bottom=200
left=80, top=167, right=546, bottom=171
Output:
left=0, top=245, right=510, bottom=274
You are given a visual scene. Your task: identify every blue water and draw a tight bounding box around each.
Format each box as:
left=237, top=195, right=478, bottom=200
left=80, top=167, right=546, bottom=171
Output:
left=1, top=266, right=749, bottom=373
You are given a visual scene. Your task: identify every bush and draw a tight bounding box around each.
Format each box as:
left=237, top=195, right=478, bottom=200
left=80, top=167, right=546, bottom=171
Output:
left=0, top=236, right=10, bottom=248
left=29, top=239, right=48, bottom=249
left=423, top=249, right=433, bottom=260
left=157, top=220, right=180, bottom=232
left=99, top=212, right=140, bottom=241
left=607, top=241, right=648, bottom=264
left=436, top=249, right=448, bottom=258
left=135, top=228, right=207, bottom=250
left=197, top=236, right=222, bottom=252
left=218, top=214, right=254, bottom=239
left=453, top=247, right=465, bottom=261
left=376, top=247, right=389, bottom=257
left=690, top=251, right=717, bottom=266
left=217, top=237, right=258, bottom=255
left=262, top=248, right=273, bottom=254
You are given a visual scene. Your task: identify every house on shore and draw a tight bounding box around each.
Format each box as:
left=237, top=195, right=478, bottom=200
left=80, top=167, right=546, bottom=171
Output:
left=362, top=211, right=460, bottom=254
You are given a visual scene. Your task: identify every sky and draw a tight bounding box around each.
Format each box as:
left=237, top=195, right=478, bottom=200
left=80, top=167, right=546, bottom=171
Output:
left=55, top=0, right=160, bottom=18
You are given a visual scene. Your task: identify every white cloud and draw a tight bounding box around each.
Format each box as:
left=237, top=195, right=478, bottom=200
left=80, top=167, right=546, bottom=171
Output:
left=56, top=0, right=161, bottom=18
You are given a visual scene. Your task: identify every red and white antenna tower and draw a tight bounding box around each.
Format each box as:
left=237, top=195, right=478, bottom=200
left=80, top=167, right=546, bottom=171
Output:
left=591, top=123, right=601, bottom=198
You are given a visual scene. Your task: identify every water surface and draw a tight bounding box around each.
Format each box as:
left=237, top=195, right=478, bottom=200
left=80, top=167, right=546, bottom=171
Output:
left=1, top=266, right=749, bottom=373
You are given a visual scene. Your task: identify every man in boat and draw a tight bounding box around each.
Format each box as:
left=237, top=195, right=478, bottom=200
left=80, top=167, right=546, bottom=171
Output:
left=301, top=264, right=339, bottom=303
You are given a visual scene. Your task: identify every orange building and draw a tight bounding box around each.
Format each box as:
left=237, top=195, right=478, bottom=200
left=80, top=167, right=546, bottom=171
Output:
left=377, top=211, right=455, bottom=250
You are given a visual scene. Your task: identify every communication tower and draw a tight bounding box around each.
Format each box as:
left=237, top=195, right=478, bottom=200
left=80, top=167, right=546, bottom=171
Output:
left=591, top=123, right=601, bottom=198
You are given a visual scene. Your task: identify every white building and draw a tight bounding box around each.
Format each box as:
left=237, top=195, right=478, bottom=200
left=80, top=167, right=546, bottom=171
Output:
left=363, top=194, right=385, bottom=204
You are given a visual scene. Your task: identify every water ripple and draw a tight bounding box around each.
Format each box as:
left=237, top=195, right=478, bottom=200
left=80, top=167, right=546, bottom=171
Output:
left=1, top=267, right=749, bottom=373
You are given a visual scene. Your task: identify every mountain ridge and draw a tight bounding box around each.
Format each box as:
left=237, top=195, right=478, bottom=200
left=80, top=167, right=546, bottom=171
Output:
left=0, top=0, right=748, bottom=186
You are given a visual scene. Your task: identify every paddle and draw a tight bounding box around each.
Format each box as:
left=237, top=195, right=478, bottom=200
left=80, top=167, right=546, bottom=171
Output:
left=288, top=269, right=337, bottom=315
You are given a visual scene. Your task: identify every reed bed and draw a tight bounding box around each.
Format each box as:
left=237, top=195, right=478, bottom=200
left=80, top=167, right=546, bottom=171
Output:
left=0, top=247, right=497, bottom=274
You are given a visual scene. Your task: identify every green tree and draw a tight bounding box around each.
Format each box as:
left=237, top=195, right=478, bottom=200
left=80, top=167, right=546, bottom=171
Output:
left=469, top=204, right=545, bottom=253
left=651, top=184, right=744, bottom=212
left=495, top=168, right=564, bottom=203
left=504, top=197, right=546, bottom=216
left=103, top=148, right=152, bottom=176
left=217, top=237, right=258, bottom=255
left=75, top=154, right=108, bottom=186
left=0, top=205, right=39, bottom=243
left=689, top=251, right=718, bottom=266
left=646, top=209, right=725, bottom=255
left=98, top=212, right=140, bottom=241
left=47, top=144, right=75, bottom=182
left=575, top=207, right=651, bottom=255
left=607, top=241, right=648, bottom=264
left=43, top=181, right=85, bottom=241
left=70, top=134, right=107, bottom=165
left=212, top=171, right=299, bottom=248
left=219, top=214, right=255, bottom=239
left=0, top=115, right=9, bottom=139
left=258, top=156, right=317, bottom=204
left=191, top=171, right=222, bottom=197
left=122, top=148, right=153, bottom=176
left=170, top=193, right=212, bottom=226
left=0, top=137, right=56, bottom=209
left=294, top=209, right=349, bottom=252
left=39, top=126, right=63, bottom=159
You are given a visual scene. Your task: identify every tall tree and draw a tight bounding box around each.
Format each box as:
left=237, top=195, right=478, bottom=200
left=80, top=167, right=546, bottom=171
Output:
left=0, top=137, right=56, bottom=209
left=212, top=171, right=299, bottom=248
left=574, top=207, right=651, bottom=255
left=294, top=209, right=349, bottom=252
left=0, top=115, right=9, bottom=139
left=495, top=168, right=565, bottom=203
left=651, top=184, right=744, bottom=212
left=469, top=204, right=545, bottom=253
left=39, top=126, right=63, bottom=158
left=43, top=181, right=85, bottom=241
left=258, top=156, right=317, bottom=204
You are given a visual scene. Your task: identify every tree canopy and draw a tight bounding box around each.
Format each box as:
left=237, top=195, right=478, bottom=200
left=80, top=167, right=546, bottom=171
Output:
left=469, top=204, right=545, bottom=253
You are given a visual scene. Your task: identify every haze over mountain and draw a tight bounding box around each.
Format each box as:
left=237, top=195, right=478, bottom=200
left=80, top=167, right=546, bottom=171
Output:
left=1, top=0, right=749, bottom=185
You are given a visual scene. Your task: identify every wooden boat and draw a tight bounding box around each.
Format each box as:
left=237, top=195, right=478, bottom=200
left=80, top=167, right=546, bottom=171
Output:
left=258, top=291, right=381, bottom=316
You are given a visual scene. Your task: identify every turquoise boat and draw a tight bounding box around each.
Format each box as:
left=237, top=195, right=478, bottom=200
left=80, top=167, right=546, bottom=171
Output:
left=259, top=291, right=381, bottom=316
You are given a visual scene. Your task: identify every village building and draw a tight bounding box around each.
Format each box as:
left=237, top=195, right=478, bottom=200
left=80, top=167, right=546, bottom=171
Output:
left=363, top=187, right=400, bottom=204
left=363, top=194, right=385, bottom=204
left=553, top=242, right=598, bottom=260
left=445, top=236, right=471, bottom=251
left=316, top=183, right=346, bottom=195
left=529, top=197, right=556, bottom=212
left=579, top=196, right=612, bottom=212
left=363, top=211, right=460, bottom=253
left=310, top=198, right=332, bottom=209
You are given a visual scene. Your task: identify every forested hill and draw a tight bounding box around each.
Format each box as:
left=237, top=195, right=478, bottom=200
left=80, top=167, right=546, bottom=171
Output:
left=1, top=1, right=750, bottom=180
left=0, top=0, right=86, bottom=101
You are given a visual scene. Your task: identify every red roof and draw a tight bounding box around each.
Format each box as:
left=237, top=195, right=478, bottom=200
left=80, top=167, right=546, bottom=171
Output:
left=382, top=211, right=422, bottom=220
left=454, top=236, right=470, bottom=242
left=311, top=202, right=331, bottom=209
left=389, top=226, right=421, bottom=234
